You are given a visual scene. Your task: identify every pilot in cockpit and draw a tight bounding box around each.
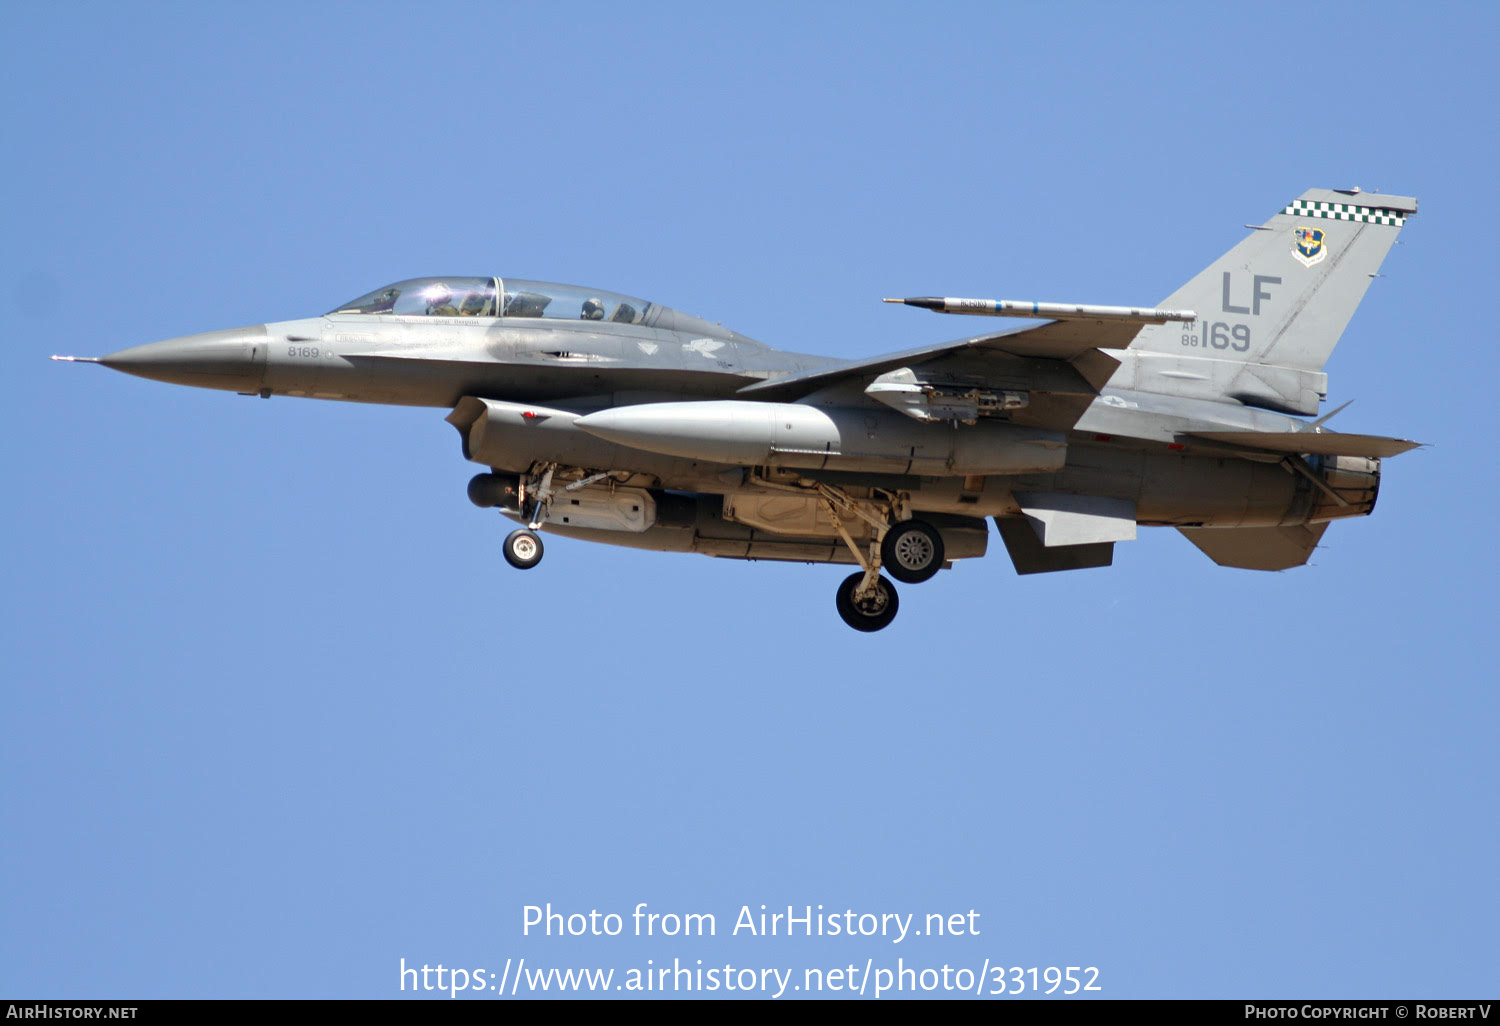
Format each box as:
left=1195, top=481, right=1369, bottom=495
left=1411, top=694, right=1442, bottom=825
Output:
left=459, top=289, right=491, bottom=316
left=425, top=284, right=458, bottom=317
left=364, top=287, right=399, bottom=314
left=581, top=297, right=606, bottom=321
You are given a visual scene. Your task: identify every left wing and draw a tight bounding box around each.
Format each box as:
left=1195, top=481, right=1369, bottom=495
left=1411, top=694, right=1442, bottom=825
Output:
left=739, top=296, right=1190, bottom=403
left=743, top=311, right=1165, bottom=398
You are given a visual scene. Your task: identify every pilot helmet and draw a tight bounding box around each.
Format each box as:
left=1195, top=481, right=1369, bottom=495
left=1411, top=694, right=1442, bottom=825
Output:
left=424, top=283, right=453, bottom=311
left=581, top=297, right=605, bottom=320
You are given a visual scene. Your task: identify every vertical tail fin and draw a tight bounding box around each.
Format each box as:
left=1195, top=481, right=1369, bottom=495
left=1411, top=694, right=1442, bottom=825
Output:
left=1124, top=189, right=1416, bottom=415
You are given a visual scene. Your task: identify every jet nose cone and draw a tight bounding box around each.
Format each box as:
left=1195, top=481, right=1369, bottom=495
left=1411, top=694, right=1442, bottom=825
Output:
left=100, top=325, right=269, bottom=392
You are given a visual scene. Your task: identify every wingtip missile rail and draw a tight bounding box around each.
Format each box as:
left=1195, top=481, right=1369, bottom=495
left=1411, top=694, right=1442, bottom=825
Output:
left=883, top=296, right=1196, bottom=324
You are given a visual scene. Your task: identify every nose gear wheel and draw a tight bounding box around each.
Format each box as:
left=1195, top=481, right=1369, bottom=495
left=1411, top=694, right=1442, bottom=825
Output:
left=503, top=528, right=544, bottom=569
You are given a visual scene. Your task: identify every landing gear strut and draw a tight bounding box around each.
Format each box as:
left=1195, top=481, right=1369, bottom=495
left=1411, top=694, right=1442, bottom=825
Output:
left=518, top=462, right=557, bottom=529
left=502, top=461, right=580, bottom=570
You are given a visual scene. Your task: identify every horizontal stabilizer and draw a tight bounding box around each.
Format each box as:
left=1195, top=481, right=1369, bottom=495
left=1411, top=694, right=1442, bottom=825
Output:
left=1014, top=492, right=1137, bottom=547
left=1178, top=524, right=1329, bottom=571
left=1186, top=430, right=1420, bottom=458
left=995, top=518, right=1114, bottom=574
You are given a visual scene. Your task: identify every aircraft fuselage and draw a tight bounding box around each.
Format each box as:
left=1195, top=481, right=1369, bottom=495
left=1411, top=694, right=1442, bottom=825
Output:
left=95, top=313, right=1372, bottom=535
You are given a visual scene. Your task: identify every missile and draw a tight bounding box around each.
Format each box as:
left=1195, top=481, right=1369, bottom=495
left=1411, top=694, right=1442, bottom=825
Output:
left=883, top=296, right=1195, bottom=323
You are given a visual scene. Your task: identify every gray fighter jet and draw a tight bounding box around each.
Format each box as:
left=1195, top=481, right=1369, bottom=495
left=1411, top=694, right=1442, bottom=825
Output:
left=56, top=188, right=1420, bottom=631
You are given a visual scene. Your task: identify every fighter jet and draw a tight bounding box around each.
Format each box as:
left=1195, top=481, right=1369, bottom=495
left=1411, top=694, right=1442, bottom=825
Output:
left=56, top=188, right=1420, bottom=631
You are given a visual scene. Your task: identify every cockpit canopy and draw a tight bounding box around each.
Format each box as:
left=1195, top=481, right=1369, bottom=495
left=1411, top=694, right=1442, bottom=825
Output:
left=330, top=277, right=655, bottom=325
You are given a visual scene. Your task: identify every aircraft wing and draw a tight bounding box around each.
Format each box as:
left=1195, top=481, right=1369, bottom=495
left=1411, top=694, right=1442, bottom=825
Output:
left=737, top=316, right=1140, bottom=401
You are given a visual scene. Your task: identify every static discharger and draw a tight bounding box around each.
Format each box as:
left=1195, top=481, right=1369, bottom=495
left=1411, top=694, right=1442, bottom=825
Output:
left=883, top=296, right=1196, bottom=323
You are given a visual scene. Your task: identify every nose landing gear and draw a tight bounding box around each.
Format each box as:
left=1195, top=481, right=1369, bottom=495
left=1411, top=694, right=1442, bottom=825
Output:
left=479, top=462, right=561, bottom=570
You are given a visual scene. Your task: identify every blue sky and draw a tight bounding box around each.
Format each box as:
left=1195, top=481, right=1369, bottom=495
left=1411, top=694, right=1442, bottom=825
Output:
left=3, top=0, right=1496, bottom=999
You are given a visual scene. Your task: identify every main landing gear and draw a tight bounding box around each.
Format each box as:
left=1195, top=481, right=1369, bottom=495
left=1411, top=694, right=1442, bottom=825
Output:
left=805, top=483, right=945, bottom=633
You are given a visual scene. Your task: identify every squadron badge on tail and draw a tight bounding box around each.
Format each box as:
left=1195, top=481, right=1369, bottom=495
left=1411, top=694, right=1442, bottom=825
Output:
left=1293, top=226, right=1327, bottom=267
